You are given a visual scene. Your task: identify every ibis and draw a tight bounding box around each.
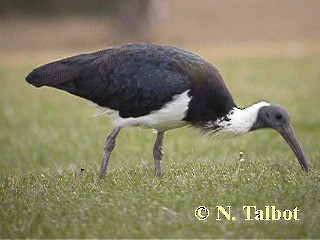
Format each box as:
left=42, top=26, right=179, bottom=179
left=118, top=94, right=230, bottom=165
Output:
left=26, top=44, right=309, bottom=178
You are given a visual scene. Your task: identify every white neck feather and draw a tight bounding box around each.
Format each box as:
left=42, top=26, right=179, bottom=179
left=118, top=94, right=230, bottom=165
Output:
left=217, top=101, right=270, bottom=135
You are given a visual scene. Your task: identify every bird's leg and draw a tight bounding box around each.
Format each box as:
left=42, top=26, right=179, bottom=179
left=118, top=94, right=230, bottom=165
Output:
left=153, top=131, right=165, bottom=176
left=99, top=127, right=121, bottom=179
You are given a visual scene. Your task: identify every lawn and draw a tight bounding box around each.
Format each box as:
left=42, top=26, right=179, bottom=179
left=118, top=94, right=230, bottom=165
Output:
left=0, top=47, right=319, bottom=238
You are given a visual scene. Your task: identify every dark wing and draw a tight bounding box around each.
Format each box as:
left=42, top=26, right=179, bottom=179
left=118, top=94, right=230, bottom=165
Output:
left=26, top=45, right=191, bottom=118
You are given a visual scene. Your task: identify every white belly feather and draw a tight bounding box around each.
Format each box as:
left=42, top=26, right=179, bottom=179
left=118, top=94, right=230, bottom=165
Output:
left=89, top=90, right=191, bottom=131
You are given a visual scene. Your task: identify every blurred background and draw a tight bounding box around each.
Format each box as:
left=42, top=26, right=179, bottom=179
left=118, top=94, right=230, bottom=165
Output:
left=1, top=0, right=320, bottom=61
left=0, top=0, right=319, bottom=174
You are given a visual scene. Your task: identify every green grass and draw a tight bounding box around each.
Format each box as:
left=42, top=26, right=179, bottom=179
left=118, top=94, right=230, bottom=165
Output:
left=0, top=53, right=319, bottom=238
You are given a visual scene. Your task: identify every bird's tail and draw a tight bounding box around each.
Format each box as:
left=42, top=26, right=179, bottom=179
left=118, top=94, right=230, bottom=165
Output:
left=26, top=62, right=75, bottom=88
left=25, top=52, right=101, bottom=93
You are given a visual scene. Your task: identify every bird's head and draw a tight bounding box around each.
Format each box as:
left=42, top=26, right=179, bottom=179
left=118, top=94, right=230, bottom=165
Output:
left=251, top=104, right=309, bottom=171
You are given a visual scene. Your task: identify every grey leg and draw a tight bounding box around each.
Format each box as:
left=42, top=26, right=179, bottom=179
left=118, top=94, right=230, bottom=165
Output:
left=153, top=131, right=165, bottom=176
left=99, top=127, right=121, bottom=179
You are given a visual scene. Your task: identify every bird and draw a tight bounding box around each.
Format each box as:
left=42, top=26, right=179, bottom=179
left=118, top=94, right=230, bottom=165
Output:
left=26, top=43, right=309, bottom=178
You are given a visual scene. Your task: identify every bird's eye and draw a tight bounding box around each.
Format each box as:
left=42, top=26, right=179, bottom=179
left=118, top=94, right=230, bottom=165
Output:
left=276, top=113, right=282, bottom=120
left=265, top=112, right=269, bottom=117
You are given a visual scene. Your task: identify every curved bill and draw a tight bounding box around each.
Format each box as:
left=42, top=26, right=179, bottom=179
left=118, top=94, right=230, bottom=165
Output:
left=279, top=124, right=309, bottom=171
